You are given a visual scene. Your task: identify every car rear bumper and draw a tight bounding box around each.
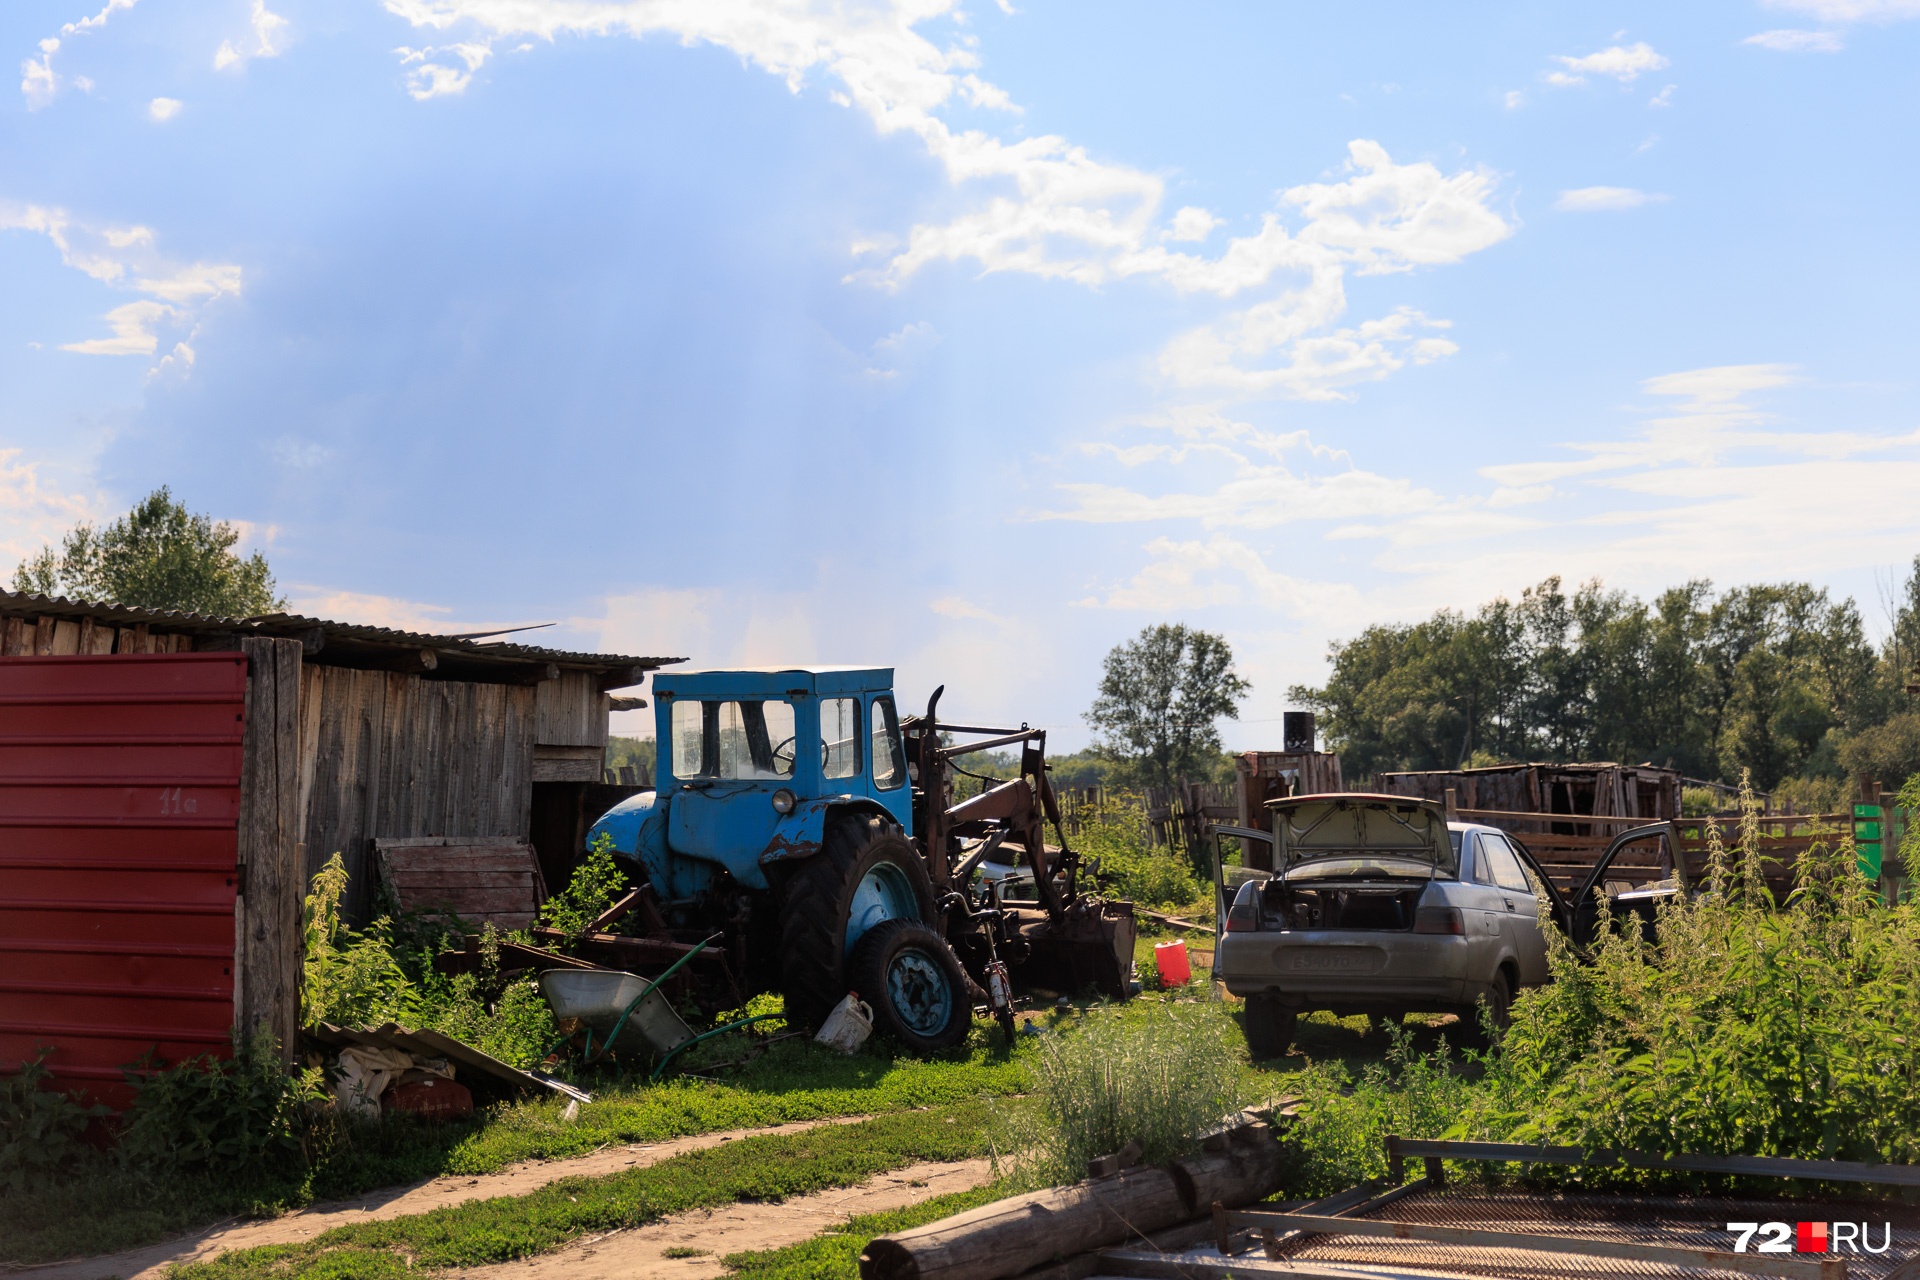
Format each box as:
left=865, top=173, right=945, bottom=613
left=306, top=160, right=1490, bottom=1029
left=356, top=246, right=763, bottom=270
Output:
left=1215, top=929, right=1483, bottom=1007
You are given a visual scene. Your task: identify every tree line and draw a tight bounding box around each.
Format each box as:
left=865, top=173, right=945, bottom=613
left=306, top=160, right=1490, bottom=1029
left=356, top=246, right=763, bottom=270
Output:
left=1289, top=568, right=1920, bottom=801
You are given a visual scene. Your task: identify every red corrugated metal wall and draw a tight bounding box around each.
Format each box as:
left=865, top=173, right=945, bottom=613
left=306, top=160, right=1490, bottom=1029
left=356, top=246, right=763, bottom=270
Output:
left=0, top=653, right=247, bottom=1108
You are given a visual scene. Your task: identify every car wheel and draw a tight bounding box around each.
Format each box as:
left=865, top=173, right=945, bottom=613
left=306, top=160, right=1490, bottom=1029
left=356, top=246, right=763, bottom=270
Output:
left=1242, top=994, right=1296, bottom=1059
left=1475, top=972, right=1513, bottom=1042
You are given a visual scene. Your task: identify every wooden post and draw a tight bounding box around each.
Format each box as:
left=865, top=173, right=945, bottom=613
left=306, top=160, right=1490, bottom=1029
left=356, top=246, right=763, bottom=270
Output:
left=1443, top=788, right=1459, bottom=821
left=235, top=636, right=305, bottom=1062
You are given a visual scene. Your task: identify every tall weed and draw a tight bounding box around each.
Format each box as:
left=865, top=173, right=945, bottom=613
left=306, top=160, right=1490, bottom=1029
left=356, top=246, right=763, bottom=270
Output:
left=0, top=1050, right=108, bottom=1192
left=118, top=1029, right=325, bottom=1181
left=300, top=853, right=558, bottom=1067
left=1281, top=1026, right=1483, bottom=1197
left=537, top=832, right=625, bottom=943
left=302, top=853, right=424, bottom=1027
left=1468, top=772, right=1920, bottom=1163
left=1076, top=795, right=1205, bottom=909
left=999, top=1002, right=1243, bottom=1185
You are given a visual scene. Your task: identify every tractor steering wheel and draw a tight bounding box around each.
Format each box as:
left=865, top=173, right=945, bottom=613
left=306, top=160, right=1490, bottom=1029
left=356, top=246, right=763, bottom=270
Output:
left=770, top=735, right=797, bottom=773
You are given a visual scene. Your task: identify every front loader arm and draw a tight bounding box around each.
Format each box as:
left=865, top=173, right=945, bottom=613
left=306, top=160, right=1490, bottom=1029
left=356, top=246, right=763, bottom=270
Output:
left=945, top=777, right=1064, bottom=923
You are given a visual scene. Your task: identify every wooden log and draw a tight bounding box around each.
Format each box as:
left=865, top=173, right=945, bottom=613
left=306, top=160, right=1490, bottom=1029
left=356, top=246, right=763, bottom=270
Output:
left=860, top=1132, right=1283, bottom=1280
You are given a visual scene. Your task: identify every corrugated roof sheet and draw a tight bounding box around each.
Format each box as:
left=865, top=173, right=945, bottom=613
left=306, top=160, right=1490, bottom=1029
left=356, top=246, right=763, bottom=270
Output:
left=0, top=589, right=682, bottom=673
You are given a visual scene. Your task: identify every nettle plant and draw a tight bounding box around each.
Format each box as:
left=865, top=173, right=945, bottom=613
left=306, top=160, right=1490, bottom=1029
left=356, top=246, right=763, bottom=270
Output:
left=1474, top=772, right=1920, bottom=1164
left=0, top=1051, right=108, bottom=1193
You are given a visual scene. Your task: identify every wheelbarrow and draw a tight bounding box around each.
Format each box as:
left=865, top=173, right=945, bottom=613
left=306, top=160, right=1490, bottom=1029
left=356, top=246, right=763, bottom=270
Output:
left=538, top=935, right=781, bottom=1081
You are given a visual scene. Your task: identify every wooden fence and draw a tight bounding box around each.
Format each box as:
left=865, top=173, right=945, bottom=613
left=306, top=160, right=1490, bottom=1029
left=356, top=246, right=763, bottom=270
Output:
left=1460, top=805, right=1871, bottom=897
left=1051, top=782, right=1237, bottom=865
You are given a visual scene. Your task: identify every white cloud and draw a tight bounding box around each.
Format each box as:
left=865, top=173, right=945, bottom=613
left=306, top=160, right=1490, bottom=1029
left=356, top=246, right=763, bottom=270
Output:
left=283, top=588, right=488, bottom=633
left=930, top=595, right=1008, bottom=624
left=1144, top=140, right=1508, bottom=397
left=1545, top=41, right=1669, bottom=86
left=61, top=300, right=176, bottom=355
left=0, top=448, right=97, bottom=570
left=0, top=201, right=242, bottom=363
left=1648, top=83, right=1675, bottom=107
left=1480, top=364, right=1811, bottom=486
left=1037, top=411, right=1445, bottom=527
left=1744, top=28, right=1847, bottom=50
left=19, top=0, right=138, bottom=108
left=1764, top=0, right=1920, bottom=19
left=1503, top=89, right=1525, bottom=109
left=272, top=437, right=331, bottom=469
left=382, top=4, right=1508, bottom=404
left=1554, top=186, right=1667, bottom=212
left=865, top=320, right=940, bottom=378
left=1036, top=362, right=1920, bottom=701
left=147, top=96, right=181, bottom=121
left=396, top=41, right=492, bottom=98
left=215, top=1, right=289, bottom=70
left=1167, top=206, right=1222, bottom=242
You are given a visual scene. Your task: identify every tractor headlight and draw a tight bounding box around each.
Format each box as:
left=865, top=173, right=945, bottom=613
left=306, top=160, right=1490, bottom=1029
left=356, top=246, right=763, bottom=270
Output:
left=771, top=788, right=797, bottom=815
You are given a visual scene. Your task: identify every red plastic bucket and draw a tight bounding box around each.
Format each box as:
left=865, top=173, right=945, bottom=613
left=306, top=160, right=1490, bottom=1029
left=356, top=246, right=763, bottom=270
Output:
left=1154, top=940, right=1191, bottom=986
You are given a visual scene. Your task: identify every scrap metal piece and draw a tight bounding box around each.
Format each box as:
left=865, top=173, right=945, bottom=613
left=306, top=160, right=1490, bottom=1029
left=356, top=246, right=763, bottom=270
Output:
left=1219, top=1208, right=1845, bottom=1280
left=305, top=1022, right=589, bottom=1103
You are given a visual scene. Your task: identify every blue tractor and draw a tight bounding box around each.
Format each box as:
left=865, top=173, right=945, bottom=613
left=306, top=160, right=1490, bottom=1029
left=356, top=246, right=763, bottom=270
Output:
left=587, top=667, right=1136, bottom=1052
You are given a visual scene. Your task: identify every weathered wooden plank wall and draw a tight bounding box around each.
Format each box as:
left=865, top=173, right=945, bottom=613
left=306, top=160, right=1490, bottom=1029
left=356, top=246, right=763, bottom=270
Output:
left=295, top=666, right=539, bottom=921
left=235, top=637, right=304, bottom=1060
left=535, top=671, right=608, bottom=747
left=1, top=615, right=189, bottom=655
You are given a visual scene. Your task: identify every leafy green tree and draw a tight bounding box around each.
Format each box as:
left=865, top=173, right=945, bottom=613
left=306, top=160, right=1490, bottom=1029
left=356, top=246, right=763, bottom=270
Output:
left=10, top=485, right=283, bottom=617
left=1294, top=568, right=1917, bottom=790
left=1086, top=623, right=1250, bottom=790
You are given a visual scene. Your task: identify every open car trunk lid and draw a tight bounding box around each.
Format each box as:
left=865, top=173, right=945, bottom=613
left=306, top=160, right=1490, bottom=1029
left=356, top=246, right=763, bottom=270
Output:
left=1270, top=793, right=1455, bottom=878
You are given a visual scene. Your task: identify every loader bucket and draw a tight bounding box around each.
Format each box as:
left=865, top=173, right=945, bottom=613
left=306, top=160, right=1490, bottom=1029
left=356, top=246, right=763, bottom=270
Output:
left=1012, top=899, right=1136, bottom=1000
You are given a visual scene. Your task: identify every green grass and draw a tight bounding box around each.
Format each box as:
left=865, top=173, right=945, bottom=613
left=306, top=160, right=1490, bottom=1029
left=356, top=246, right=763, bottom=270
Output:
left=440, top=1033, right=1027, bottom=1174
left=169, top=1104, right=994, bottom=1279
left=723, top=1184, right=1010, bottom=1280
left=0, top=1032, right=1028, bottom=1267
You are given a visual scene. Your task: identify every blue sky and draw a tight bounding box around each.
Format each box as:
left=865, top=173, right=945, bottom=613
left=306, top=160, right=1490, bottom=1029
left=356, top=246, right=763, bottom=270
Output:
left=3, top=0, right=1918, bottom=749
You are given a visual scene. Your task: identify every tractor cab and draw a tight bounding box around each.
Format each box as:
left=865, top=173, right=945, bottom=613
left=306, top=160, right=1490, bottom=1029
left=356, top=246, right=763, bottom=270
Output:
left=593, top=667, right=912, bottom=900
left=658, top=666, right=911, bottom=826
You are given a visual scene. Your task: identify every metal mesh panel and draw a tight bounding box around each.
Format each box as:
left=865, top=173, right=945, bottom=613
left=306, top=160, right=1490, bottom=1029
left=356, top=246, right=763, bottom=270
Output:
left=1273, top=1187, right=1920, bottom=1279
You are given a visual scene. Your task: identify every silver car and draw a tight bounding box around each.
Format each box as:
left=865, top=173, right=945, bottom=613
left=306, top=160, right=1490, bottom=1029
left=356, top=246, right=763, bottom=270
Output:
left=1213, top=793, right=1571, bottom=1057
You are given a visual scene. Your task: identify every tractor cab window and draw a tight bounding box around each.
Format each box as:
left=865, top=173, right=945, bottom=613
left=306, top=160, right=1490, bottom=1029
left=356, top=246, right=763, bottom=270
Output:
left=821, top=697, right=861, bottom=780
left=669, top=698, right=797, bottom=780
left=870, top=696, right=904, bottom=790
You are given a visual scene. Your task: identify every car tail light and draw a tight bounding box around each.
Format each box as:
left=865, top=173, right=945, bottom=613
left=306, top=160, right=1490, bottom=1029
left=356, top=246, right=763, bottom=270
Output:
left=1225, top=882, right=1263, bottom=933
left=1414, top=906, right=1464, bottom=935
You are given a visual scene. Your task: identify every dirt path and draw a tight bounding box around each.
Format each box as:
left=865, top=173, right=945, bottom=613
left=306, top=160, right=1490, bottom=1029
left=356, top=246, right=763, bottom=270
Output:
left=12, top=1116, right=868, bottom=1280
left=456, top=1157, right=994, bottom=1280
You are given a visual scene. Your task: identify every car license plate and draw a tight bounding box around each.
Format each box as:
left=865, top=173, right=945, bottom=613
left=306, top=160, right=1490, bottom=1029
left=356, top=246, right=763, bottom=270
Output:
left=1278, top=947, right=1382, bottom=974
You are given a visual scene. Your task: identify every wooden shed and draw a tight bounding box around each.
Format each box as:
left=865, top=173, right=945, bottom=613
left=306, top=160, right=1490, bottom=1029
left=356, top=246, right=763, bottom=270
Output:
left=1374, top=761, right=1679, bottom=825
left=1374, top=761, right=1680, bottom=893
left=0, top=589, right=675, bottom=1094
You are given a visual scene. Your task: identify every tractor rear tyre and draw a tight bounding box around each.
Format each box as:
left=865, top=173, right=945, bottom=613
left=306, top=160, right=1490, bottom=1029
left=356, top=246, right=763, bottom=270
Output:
left=848, top=919, right=974, bottom=1054
left=1242, top=993, right=1296, bottom=1059
left=779, top=813, right=935, bottom=1033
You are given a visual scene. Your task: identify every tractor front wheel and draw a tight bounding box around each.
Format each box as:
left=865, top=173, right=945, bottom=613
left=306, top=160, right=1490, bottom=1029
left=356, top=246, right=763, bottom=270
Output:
left=848, top=919, right=974, bottom=1054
